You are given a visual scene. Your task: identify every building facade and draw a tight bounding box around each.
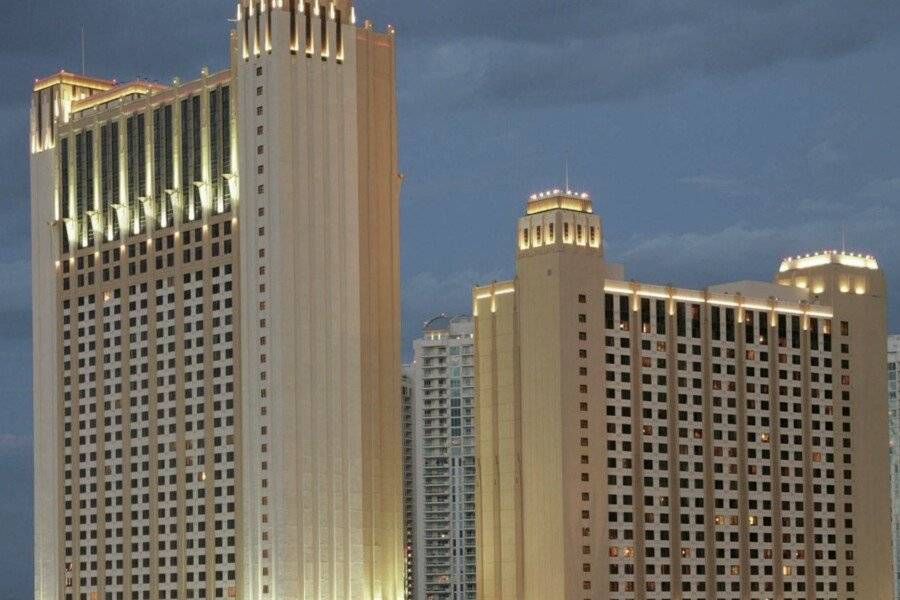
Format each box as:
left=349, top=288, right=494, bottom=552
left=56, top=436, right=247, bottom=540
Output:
left=474, top=189, right=892, bottom=600
left=30, top=2, right=403, bottom=600
left=890, top=335, right=900, bottom=600
left=407, top=316, right=477, bottom=600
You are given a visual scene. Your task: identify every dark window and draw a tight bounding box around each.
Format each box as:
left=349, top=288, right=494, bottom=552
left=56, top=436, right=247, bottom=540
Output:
left=810, top=318, right=819, bottom=351
left=304, top=2, right=312, bottom=53
left=320, top=8, right=328, bottom=57
left=605, top=294, right=614, bottom=330
left=619, top=296, right=630, bottom=331
left=336, top=9, right=343, bottom=60
left=126, top=113, right=147, bottom=233
left=641, top=298, right=651, bottom=333
left=100, top=122, right=120, bottom=240
left=656, top=300, right=666, bottom=335
left=60, top=137, right=70, bottom=252
left=221, top=86, right=232, bottom=211
left=791, top=316, right=801, bottom=349
left=758, top=312, right=768, bottom=345
left=153, top=105, right=174, bottom=227
left=691, top=304, right=701, bottom=338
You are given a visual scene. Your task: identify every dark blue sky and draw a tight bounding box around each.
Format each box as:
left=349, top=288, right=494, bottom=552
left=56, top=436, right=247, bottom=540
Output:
left=2, top=2, right=900, bottom=597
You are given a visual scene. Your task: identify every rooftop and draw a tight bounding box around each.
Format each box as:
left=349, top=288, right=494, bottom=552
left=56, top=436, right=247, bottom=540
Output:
left=779, top=250, right=879, bottom=273
left=33, top=70, right=116, bottom=93
left=69, top=80, right=169, bottom=114
left=526, top=189, right=593, bottom=215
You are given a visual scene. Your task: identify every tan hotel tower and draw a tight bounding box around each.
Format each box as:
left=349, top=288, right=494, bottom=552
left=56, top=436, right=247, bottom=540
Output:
left=30, top=2, right=402, bottom=599
left=474, top=190, right=891, bottom=600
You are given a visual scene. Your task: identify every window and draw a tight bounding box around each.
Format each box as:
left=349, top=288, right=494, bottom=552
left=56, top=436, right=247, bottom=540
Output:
left=256, top=66, right=263, bottom=76
left=256, top=86, right=264, bottom=96
left=256, top=106, right=263, bottom=116
left=602, top=294, right=614, bottom=330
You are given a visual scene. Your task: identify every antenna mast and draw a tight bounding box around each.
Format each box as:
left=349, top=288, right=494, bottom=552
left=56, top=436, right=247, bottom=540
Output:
left=81, top=26, right=86, bottom=74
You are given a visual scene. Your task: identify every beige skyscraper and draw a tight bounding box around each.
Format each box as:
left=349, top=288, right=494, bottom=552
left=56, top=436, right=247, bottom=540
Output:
left=474, top=189, right=892, bottom=600
left=30, top=2, right=403, bottom=599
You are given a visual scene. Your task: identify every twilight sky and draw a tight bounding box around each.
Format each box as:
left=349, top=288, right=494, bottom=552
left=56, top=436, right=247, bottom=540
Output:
left=2, top=1, right=900, bottom=597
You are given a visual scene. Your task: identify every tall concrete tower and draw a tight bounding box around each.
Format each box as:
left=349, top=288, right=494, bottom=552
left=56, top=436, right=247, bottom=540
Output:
left=30, top=2, right=403, bottom=599
left=233, top=1, right=402, bottom=598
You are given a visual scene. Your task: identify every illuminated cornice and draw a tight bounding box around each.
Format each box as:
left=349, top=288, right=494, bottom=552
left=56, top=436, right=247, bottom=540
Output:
left=236, top=0, right=353, bottom=19
left=472, top=281, right=516, bottom=316
left=33, top=70, right=115, bottom=93
left=779, top=250, right=878, bottom=273
left=526, top=189, right=593, bottom=215
left=70, top=81, right=169, bottom=114
left=603, top=280, right=834, bottom=319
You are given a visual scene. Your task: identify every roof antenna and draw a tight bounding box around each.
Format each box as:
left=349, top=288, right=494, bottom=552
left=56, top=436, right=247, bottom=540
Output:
left=564, top=150, right=570, bottom=194
left=81, top=26, right=86, bottom=74
left=841, top=223, right=846, bottom=253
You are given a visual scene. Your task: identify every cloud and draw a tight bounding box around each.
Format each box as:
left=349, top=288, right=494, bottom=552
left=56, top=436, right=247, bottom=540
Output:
left=612, top=195, right=899, bottom=291
left=0, top=258, right=31, bottom=313
left=402, top=266, right=508, bottom=356
left=0, top=434, right=30, bottom=451
left=405, top=267, right=507, bottom=316
left=393, top=0, right=900, bottom=110
left=0, top=0, right=232, bottom=111
left=859, top=177, right=900, bottom=199
left=791, top=197, right=845, bottom=215
left=615, top=223, right=787, bottom=284
left=677, top=174, right=758, bottom=198
left=807, top=140, right=845, bottom=165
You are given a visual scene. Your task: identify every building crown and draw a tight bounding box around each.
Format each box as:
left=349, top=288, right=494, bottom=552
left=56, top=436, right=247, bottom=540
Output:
left=526, top=189, right=592, bottom=215
left=779, top=250, right=879, bottom=273
left=239, top=0, right=354, bottom=18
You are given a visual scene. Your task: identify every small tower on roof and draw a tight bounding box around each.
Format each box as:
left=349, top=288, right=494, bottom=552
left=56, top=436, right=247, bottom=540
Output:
left=517, top=188, right=603, bottom=260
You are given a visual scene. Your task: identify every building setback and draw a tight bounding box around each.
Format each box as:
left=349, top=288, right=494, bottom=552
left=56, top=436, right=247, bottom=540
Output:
left=473, top=189, right=892, bottom=600
left=29, top=2, right=403, bottom=599
left=408, top=316, right=477, bottom=600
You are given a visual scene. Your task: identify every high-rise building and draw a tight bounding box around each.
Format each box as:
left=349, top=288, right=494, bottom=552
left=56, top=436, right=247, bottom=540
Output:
left=407, top=316, right=477, bottom=600
left=402, top=365, right=416, bottom=599
left=889, top=335, right=900, bottom=600
left=30, top=2, right=403, bottom=599
left=474, top=189, right=892, bottom=600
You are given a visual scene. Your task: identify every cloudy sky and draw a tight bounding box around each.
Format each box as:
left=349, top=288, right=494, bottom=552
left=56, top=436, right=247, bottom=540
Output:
left=2, top=1, right=900, bottom=596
